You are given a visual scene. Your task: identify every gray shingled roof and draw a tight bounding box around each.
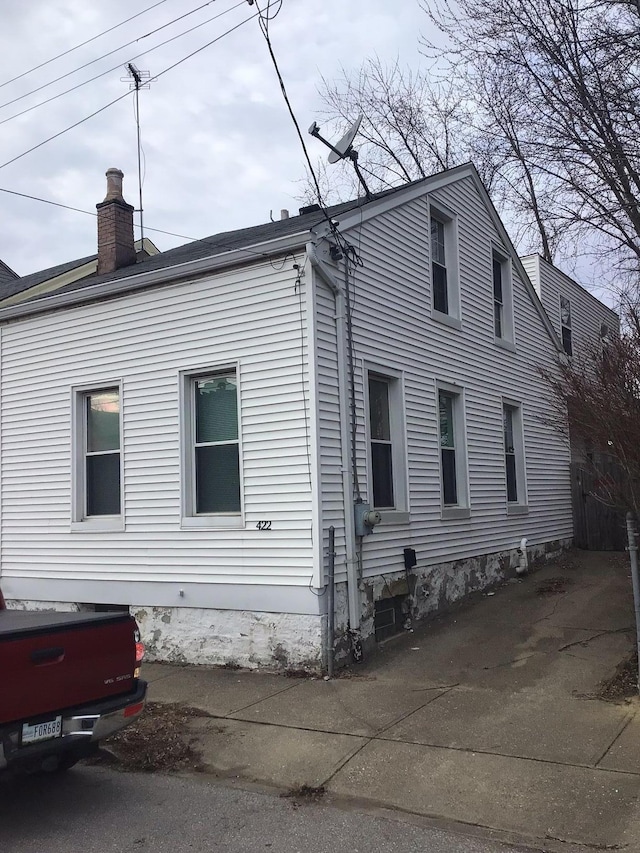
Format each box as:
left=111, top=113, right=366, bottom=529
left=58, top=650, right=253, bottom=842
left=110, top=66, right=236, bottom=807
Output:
left=0, top=259, right=19, bottom=288
left=3, top=195, right=381, bottom=305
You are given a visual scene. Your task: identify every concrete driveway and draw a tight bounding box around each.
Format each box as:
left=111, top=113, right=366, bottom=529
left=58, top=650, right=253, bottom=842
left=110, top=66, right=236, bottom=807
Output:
left=144, top=550, right=640, bottom=851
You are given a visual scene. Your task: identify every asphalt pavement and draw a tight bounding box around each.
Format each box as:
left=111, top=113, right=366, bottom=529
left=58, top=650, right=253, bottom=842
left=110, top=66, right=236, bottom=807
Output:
left=0, top=765, right=533, bottom=853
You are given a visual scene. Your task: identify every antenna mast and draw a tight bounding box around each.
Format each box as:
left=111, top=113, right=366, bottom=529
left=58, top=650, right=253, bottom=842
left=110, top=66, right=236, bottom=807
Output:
left=122, top=62, right=151, bottom=244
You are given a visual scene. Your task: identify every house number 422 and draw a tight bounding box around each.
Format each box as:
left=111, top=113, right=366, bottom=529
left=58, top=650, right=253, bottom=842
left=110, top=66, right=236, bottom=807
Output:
left=256, top=521, right=272, bottom=531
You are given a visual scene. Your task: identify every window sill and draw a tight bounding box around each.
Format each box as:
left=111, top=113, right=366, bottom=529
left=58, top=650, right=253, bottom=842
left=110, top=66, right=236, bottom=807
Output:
left=71, top=518, right=125, bottom=533
left=431, top=310, right=462, bottom=331
left=494, top=337, right=516, bottom=353
left=378, top=510, right=410, bottom=525
left=181, top=515, right=244, bottom=530
left=441, top=506, right=471, bottom=520
left=507, top=504, right=529, bottom=516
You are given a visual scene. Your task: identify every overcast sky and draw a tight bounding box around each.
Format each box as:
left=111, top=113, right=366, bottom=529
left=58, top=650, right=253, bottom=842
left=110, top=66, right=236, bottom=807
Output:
left=0, top=0, right=431, bottom=276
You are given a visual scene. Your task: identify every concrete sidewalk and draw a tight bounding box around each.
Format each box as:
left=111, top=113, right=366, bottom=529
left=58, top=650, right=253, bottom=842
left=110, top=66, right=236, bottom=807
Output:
left=143, top=550, right=640, bottom=851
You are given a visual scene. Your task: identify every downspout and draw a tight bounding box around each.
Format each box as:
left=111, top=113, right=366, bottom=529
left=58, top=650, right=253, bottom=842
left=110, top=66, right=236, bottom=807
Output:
left=307, top=242, right=360, bottom=634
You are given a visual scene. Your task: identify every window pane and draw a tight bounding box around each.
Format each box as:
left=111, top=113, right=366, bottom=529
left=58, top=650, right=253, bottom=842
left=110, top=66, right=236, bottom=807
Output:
left=86, top=453, right=121, bottom=515
left=368, top=378, right=391, bottom=441
left=441, top=448, right=458, bottom=505
left=196, top=444, right=241, bottom=513
left=430, top=218, right=446, bottom=264
left=562, top=326, right=573, bottom=356
left=432, top=263, right=448, bottom=314
left=87, top=390, right=120, bottom=452
left=438, top=393, right=455, bottom=448
left=492, top=258, right=503, bottom=302
left=506, top=454, right=518, bottom=502
left=503, top=407, right=515, bottom=453
left=371, top=442, right=394, bottom=508
left=560, top=296, right=571, bottom=327
left=196, top=376, right=238, bottom=444
left=494, top=301, right=503, bottom=338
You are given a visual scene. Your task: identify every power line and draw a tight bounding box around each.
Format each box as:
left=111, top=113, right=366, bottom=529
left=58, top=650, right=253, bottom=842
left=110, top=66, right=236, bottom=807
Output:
left=0, top=0, right=172, bottom=91
left=0, top=9, right=258, bottom=172
left=254, top=1, right=355, bottom=258
left=0, top=187, right=298, bottom=261
left=0, top=92, right=133, bottom=171
left=0, top=0, right=243, bottom=115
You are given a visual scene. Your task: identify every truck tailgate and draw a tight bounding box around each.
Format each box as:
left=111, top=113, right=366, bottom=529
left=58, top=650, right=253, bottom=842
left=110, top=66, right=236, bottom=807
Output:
left=0, top=611, right=137, bottom=725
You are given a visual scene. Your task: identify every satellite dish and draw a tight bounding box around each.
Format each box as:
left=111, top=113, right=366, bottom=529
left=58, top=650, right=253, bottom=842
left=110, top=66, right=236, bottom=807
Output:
left=328, top=114, right=363, bottom=163
left=308, top=113, right=371, bottom=199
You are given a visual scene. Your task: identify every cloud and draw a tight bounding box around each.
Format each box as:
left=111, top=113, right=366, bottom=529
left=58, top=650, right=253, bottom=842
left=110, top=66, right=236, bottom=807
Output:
left=0, top=0, right=427, bottom=274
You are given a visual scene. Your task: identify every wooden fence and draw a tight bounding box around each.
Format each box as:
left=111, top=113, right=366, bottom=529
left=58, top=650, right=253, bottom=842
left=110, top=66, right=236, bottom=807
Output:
left=570, top=462, right=627, bottom=550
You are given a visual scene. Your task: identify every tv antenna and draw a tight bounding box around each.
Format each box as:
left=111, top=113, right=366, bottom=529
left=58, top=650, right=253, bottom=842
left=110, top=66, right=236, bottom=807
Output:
left=308, top=114, right=372, bottom=199
left=121, top=63, right=151, bottom=243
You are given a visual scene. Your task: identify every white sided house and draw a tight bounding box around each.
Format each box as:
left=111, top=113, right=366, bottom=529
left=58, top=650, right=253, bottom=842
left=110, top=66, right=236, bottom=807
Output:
left=0, top=164, right=600, bottom=669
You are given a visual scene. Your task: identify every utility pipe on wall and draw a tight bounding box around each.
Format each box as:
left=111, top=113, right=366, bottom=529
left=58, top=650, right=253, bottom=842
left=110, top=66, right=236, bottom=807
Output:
left=307, top=242, right=360, bottom=634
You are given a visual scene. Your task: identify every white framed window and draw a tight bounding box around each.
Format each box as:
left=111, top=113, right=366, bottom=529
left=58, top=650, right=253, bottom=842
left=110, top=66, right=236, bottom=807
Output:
left=180, top=365, right=243, bottom=528
left=429, top=201, right=460, bottom=327
left=503, top=400, right=528, bottom=513
left=436, top=383, right=469, bottom=517
left=71, top=382, right=124, bottom=530
left=492, top=248, right=514, bottom=344
left=560, top=295, right=572, bottom=356
left=365, top=367, right=408, bottom=520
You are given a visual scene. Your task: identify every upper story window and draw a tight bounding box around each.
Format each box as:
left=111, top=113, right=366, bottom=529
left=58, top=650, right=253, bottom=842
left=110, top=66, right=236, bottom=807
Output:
left=366, top=369, right=408, bottom=517
left=72, top=383, right=123, bottom=529
left=431, top=216, right=448, bottom=315
left=429, top=203, right=460, bottom=326
left=181, top=366, right=243, bottom=527
left=560, top=295, right=572, bottom=356
left=492, top=248, right=514, bottom=344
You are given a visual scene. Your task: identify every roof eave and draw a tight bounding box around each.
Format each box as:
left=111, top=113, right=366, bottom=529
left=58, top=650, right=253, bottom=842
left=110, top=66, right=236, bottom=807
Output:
left=0, top=230, right=310, bottom=323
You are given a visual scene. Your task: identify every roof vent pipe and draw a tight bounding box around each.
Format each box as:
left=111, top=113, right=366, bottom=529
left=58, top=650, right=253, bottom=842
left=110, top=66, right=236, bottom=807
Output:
left=280, top=209, right=289, bottom=220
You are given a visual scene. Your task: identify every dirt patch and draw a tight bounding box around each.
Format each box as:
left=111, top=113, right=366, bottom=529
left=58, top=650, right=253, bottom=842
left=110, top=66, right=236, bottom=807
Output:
left=281, top=784, right=325, bottom=806
left=597, top=649, right=639, bottom=702
left=536, top=576, right=575, bottom=596
left=88, top=702, right=207, bottom=773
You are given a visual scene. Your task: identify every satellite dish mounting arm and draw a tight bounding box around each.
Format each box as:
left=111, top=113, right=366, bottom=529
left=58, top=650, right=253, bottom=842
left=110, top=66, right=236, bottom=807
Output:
left=308, top=117, right=372, bottom=200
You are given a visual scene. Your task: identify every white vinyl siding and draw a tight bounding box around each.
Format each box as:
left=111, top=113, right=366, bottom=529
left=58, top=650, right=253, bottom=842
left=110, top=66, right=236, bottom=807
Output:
left=316, top=177, right=573, bottom=580
left=0, top=259, right=320, bottom=608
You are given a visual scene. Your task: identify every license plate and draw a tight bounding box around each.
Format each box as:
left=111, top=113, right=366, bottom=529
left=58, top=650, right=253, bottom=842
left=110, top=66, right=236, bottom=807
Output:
left=21, top=716, right=63, bottom=745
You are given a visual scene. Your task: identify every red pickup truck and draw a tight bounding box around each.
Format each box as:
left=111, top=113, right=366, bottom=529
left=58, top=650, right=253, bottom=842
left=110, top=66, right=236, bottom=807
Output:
left=0, top=587, right=147, bottom=774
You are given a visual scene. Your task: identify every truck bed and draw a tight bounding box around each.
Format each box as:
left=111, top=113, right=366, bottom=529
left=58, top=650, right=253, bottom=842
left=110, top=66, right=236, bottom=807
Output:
left=0, top=609, right=129, bottom=640
left=0, top=608, right=139, bottom=725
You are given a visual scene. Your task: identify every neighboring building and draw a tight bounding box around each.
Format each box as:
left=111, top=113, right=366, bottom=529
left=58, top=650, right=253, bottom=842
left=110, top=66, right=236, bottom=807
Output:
left=0, top=258, right=18, bottom=287
left=0, top=164, right=611, bottom=669
left=521, top=254, right=619, bottom=360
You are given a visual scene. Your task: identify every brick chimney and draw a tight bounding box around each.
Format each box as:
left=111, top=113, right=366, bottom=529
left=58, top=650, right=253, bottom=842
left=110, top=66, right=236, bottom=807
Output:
left=96, top=168, right=136, bottom=275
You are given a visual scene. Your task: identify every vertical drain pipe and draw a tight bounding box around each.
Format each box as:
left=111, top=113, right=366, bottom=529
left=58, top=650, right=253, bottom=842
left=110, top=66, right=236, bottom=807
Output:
left=327, top=526, right=336, bottom=678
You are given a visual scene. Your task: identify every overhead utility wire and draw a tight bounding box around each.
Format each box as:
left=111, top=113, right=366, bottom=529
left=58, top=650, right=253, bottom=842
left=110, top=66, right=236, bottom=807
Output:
left=255, top=1, right=356, bottom=261
left=0, top=0, right=246, bottom=128
left=0, top=0, right=172, bottom=90
left=0, top=0, right=241, bottom=113
left=0, top=186, right=303, bottom=266
left=0, top=10, right=258, bottom=172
